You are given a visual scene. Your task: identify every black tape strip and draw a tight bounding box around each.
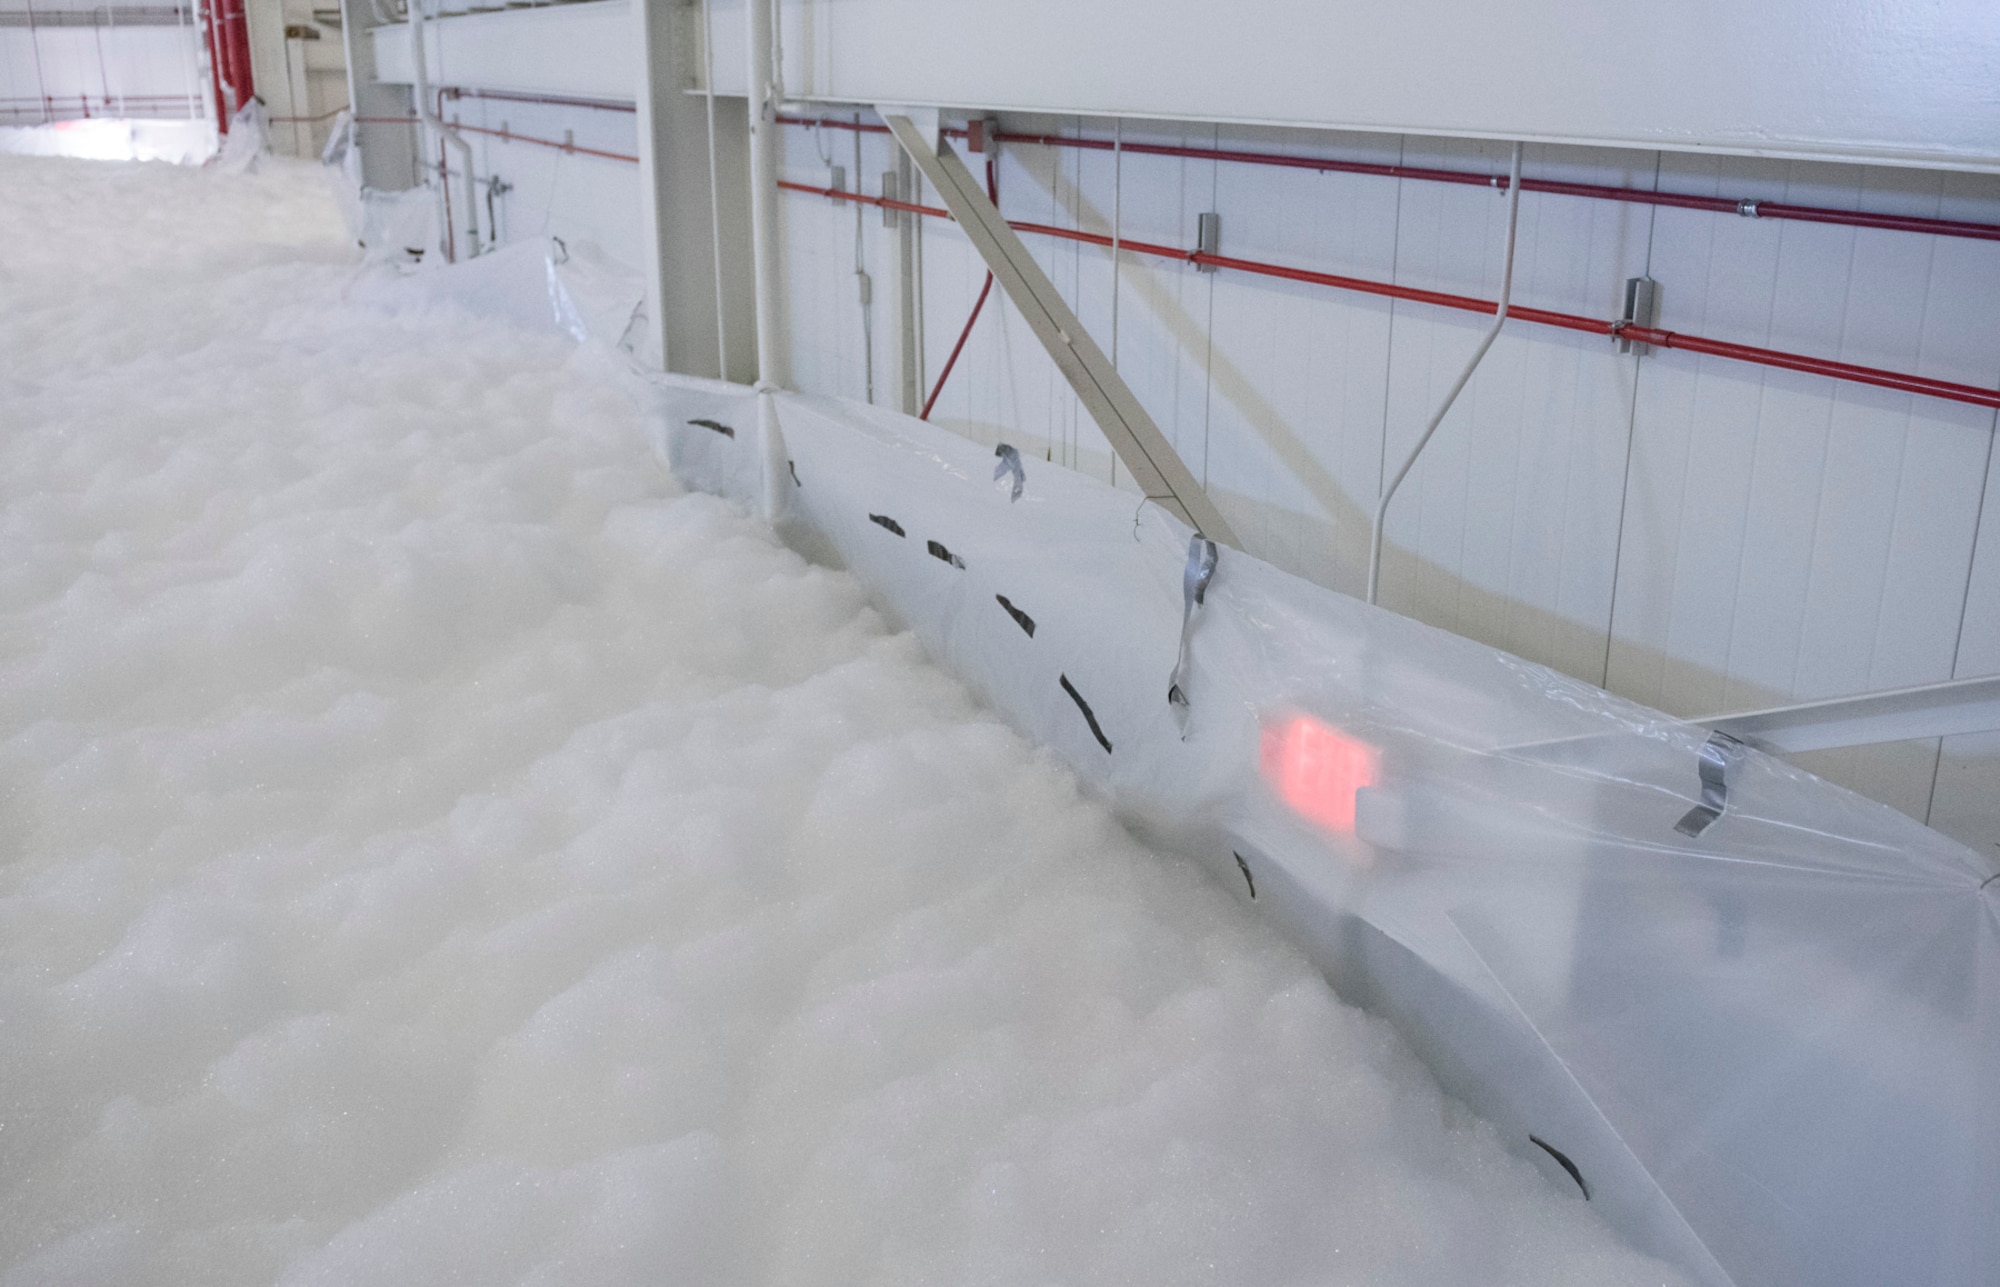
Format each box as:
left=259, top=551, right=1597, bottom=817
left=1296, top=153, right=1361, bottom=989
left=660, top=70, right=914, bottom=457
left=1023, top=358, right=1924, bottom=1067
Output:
left=788, top=460, right=801, bottom=487
left=1059, top=674, right=1112, bottom=753
left=688, top=417, right=734, bottom=438
left=926, top=540, right=966, bottom=569
left=1233, top=852, right=1257, bottom=899
left=869, top=514, right=906, bottom=537
left=995, top=594, right=1035, bottom=637
left=1530, top=1136, right=1590, bottom=1199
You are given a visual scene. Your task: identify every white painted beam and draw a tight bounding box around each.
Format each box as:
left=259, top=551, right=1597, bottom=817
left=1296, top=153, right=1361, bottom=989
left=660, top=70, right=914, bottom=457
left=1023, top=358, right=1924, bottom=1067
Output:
left=1697, top=675, right=2000, bottom=755
left=371, top=1, right=636, bottom=98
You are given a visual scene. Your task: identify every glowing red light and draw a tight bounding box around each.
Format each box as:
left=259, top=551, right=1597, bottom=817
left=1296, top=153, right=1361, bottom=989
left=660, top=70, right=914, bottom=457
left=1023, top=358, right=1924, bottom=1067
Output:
left=1262, top=715, right=1378, bottom=833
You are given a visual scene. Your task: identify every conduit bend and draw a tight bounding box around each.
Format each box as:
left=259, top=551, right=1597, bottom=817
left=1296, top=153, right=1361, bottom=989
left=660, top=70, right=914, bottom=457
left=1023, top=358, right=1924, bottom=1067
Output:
left=1367, top=142, right=1522, bottom=606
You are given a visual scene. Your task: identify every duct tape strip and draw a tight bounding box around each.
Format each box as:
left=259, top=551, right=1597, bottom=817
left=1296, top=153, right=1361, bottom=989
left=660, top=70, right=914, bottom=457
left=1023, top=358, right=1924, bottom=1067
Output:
left=689, top=417, right=735, bottom=438
left=1233, top=851, right=1257, bottom=899
left=1060, top=673, right=1113, bottom=753
left=993, top=443, right=1025, bottom=501
left=1675, top=730, right=1745, bottom=838
left=869, top=513, right=906, bottom=537
left=996, top=594, right=1036, bottom=636
left=927, top=540, right=966, bottom=569
left=1167, top=534, right=1220, bottom=734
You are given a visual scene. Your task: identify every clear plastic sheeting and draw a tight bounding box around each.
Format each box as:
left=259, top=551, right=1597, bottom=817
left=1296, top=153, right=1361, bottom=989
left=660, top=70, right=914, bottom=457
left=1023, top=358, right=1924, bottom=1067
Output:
left=347, top=235, right=589, bottom=340
left=655, top=380, right=2000, bottom=1287
left=212, top=101, right=270, bottom=176
left=339, top=219, right=649, bottom=348
left=320, top=110, right=366, bottom=243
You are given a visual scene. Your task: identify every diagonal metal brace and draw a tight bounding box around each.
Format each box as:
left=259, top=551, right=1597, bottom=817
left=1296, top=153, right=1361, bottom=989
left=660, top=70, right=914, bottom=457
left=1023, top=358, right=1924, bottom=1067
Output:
left=879, top=110, right=1238, bottom=548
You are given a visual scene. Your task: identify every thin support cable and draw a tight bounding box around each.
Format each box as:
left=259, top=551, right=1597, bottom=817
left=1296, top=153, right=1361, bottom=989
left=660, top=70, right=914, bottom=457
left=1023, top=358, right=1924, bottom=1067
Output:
left=1367, top=141, right=1523, bottom=605
left=1111, top=117, right=1122, bottom=369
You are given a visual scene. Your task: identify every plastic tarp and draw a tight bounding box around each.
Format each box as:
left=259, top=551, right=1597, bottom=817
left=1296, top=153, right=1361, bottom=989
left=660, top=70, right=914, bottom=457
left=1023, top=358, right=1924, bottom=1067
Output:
left=645, top=379, right=1999, bottom=1287
left=346, top=235, right=589, bottom=340
left=334, top=198, right=647, bottom=348
left=211, top=100, right=268, bottom=176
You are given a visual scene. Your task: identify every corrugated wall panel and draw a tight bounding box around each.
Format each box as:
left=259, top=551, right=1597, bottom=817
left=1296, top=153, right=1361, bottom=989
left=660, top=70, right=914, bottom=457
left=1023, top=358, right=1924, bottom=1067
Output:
left=1201, top=125, right=1402, bottom=594
left=1380, top=139, right=1649, bottom=680
left=1931, top=442, right=2000, bottom=854
left=775, top=116, right=2000, bottom=851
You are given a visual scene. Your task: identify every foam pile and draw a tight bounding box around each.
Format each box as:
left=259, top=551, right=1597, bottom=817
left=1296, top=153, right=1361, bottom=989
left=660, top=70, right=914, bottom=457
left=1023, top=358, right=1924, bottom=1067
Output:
left=0, top=155, right=1685, bottom=1286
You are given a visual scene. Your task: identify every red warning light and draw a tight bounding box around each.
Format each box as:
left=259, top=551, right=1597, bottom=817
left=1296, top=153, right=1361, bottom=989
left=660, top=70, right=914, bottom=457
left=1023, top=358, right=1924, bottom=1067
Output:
left=1262, top=715, right=1378, bottom=833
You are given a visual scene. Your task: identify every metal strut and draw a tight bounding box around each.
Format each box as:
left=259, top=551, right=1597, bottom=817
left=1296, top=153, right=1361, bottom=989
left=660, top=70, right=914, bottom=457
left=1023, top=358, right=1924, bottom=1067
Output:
left=880, top=111, right=1238, bottom=548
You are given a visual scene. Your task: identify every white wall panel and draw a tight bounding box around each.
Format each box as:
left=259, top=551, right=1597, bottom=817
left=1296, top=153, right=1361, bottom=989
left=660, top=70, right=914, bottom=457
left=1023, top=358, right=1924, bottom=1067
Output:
left=1379, top=139, right=1649, bottom=680
left=0, top=24, right=202, bottom=120
left=774, top=110, right=2000, bottom=850
left=1930, top=442, right=2000, bottom=856
left=360, top=0, right=2000, bottom=845
left=1602, top=156, right=2000, bottom=831
left=1200, top=125, right=1400, bottom=597
left=373, top=2, right=636, bottom=100
left=444, top=91, right=644, bottom=269
left=745, top=0, right=2000, bottom=173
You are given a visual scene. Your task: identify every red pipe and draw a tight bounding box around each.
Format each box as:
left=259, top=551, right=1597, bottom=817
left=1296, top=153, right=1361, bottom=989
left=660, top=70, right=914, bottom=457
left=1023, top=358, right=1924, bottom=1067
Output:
left=198, top=0, right=228, bottom=130
left=441, top=87, right=636, bottom=115
left=270, top=102, right=351, bottom=125
left=216, top=0, right=252, bottom=119
left=921, top=274, right=992, bottom=420
left=779, top=178, right=2000, bottom=413
left=920, top=154, right=1001, bottom=420
left=447, top=119, right=638, bottom=164
left=779, top=115, right=2000, bottom=246
left=397, top=89, right=641, bottom=164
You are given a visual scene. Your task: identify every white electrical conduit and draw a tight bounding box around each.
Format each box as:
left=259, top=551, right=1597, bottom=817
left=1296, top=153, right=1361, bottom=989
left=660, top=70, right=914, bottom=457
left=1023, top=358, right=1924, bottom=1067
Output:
left=743, top=0, right=785, bottom=386
left=407, top=0, right=480, bottom=260
left=699, top=0, right=728, bottom=378
left=853, top=115, right=874, bottom=404
left=1366, top=141, right=1522, bottom=605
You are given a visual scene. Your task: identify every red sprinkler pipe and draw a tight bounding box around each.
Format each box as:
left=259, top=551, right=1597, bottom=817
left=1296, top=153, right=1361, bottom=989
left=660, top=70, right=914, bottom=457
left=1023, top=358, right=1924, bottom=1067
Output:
left=919, top=152, right=1001, bottom=420
left=356, top=112, right=639, bottom=164
left=778, top=116, right=2000, bottom=246
left=994, top=130, right=2000, bottom=244
left=217, top=0, right=252, bottom=119
left=780, top=180, right=2000, bottom=413
left=198, top=0, right=229, bottom=130
left=448, top=120, right=638, bottom=164
left=441, top=87, right=636, bottom=115
left=921, top=274, right=992, bottom=420
left=403, top=89, right=643, bottom=162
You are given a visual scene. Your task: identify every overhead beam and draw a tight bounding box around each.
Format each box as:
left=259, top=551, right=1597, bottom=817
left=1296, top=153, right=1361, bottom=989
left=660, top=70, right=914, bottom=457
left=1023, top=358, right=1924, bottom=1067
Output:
left=878, top=110, right=1239, bottom=548
left=1696, top=674, right=2000, bottom=755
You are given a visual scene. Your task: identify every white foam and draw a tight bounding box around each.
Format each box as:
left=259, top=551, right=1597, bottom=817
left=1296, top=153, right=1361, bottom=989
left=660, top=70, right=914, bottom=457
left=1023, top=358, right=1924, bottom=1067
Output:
left=0, top=155, right=1689, bottom=1286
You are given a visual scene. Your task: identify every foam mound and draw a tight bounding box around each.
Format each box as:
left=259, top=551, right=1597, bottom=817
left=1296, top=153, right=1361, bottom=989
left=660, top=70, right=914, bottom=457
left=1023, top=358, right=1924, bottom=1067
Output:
left=0, top=155, right=1684, bottom=1286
